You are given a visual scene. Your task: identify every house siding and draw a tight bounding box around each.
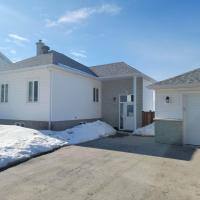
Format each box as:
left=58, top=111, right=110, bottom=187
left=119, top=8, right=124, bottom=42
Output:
left=51, top=68, right=102, bottom=122
left=0, top=68, right=50, bottom=122
left=155, top=119, right=183, bottom=145
left=51, top=118, right=101, bottom=131
left=101, top=78, right=133, bottom=129
left=155, top=88, right=200, bottom=145
left=143, top=79, right=155, bottom=111
left=0, top=119, right=49, bottom=130
left=155, top=90, right=183, bottom=120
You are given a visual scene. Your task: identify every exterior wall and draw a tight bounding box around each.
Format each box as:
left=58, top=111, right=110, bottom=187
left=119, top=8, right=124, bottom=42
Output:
left=51, top=69, right=102, bottom=122
left=0, top=119, right=48, bottom=130
left=155, top=119, right=183, bottom=145
left=0, top=68, right=50, bottom=122
left=155, top=88, right=200, bottom=145
left=136, top=77, right=143, bottom=128
left=143, top=79, right=155, bottom=111
left=155, top=89, right=183, bottom=119
left=101, top=78, right=133, bottom=128
left=51, top=118, right=101, bottom=131
left=155, top=88, right=200, bottom=120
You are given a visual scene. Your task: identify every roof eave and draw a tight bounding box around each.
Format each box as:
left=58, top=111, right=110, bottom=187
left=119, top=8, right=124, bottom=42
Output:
left=148, top=83, right=200, bottom=90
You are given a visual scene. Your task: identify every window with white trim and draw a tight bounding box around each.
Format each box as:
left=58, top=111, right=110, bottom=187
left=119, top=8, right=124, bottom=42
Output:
left=93, top=88, right=99, bottom=102
left=1, top=84, right=8, bottom=103
left=28, top=81, right=39, bottom=102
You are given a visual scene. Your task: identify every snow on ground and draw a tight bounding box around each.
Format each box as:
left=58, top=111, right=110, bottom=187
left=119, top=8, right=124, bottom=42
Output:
left=133, top=123, right=155, bottom=136
left=0, top=121, right=116, bottom=169
left=42, top=120, right=116, bottom=145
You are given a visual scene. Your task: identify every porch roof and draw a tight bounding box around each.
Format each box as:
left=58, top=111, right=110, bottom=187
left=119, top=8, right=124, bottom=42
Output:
left=90, top=62, right=156, bottom=82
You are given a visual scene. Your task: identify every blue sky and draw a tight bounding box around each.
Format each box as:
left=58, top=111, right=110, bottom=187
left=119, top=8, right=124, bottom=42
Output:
left=0, top=0, right=200, bottom=80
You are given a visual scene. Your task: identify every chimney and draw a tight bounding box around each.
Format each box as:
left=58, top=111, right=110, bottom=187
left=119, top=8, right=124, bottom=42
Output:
left=42, top=45, right=50, bottom=54
left=36, top=40, right=50, bottom=55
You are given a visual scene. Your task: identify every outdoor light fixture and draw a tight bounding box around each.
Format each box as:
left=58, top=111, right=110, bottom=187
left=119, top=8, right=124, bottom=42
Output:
left=113, top=97, right=117, bottom=102
left=165, top=96, right=170, bottom=103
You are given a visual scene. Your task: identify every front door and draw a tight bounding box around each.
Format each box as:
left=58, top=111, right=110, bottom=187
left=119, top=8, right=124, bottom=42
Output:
left=119, top=94, right=134, bottom=131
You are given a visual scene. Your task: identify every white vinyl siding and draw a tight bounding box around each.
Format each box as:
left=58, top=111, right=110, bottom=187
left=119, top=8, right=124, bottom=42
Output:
left=0, top=69, right=50, bottom=121
left=1, top=84, right=8, bottom=103
left=143, top=79, right=155, bottom=111
left=51, top=69, right=101, bottom=121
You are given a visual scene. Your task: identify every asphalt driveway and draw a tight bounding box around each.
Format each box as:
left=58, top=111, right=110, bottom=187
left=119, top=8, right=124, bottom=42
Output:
left=0, top=135, right=200, bottom=200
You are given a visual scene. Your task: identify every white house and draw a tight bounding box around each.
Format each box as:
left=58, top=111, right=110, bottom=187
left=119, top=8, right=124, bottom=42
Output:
left=0, top=40, right=155, bottom=131
left=150, top=68, right=200, bottom=146
left=0, top=52, right=12, bottom=67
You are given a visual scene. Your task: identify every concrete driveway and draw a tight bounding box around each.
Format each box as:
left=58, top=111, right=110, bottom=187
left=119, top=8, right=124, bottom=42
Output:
left=0, top=135, right=200, bottom=200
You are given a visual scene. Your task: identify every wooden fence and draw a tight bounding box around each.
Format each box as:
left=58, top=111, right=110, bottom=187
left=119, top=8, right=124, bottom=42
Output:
left=142, top=111, right=155, bottom=127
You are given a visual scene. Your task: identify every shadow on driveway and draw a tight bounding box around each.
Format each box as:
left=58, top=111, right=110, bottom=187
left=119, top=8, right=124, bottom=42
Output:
left=78, top=135, right=197, bottom=161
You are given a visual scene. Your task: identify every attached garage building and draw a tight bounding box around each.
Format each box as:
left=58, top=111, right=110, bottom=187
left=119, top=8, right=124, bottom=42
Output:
left=149, top=68, right=200, bottom=146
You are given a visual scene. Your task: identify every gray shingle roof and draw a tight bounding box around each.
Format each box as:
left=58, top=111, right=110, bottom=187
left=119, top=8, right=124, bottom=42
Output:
left=0, top=52, right=12, bottom=67
left=90, top=62, right=156, bottom=82
left=0, top=51, right=97, bottom=76
left=51, top=51, right=97, bottom=76
left=149, top=68, right=200, bottom=89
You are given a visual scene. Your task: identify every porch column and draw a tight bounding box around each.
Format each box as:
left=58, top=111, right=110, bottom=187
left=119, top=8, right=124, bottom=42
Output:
left=133, top=76, right=137, bottom=130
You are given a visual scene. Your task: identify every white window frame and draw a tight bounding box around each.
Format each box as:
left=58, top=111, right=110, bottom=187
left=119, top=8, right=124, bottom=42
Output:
left=0, top=83, right=9, bottom=103
left=27, top=80, right=39, bottom=103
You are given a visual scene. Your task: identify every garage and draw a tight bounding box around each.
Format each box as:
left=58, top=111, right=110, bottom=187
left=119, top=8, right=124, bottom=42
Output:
left=149, top=67, right=200, bottom=146
left=184, top=94, right=200, bottom=145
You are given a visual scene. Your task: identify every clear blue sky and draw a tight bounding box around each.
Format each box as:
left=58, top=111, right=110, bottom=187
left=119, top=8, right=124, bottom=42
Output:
left=0, top=0, right=200, bottom=80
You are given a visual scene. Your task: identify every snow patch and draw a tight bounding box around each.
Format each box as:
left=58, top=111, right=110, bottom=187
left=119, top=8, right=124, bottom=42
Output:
left=0, top=121, right=115, bottom=169
left=133, top=123, right=155, bottom=136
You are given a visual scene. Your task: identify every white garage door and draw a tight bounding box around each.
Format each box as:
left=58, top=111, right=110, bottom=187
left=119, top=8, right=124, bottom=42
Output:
left=184, top=94, right=200, bottom=145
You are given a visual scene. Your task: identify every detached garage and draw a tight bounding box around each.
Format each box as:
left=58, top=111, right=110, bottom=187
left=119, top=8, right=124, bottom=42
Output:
left=149, top=68, right=200, bottom=146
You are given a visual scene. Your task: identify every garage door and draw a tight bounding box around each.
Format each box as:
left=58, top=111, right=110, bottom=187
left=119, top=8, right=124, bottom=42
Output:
left=184, top=94, right=200, bottom=145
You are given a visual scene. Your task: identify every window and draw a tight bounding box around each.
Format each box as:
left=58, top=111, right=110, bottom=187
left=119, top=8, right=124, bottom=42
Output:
left=127, top=105, right=134, bottom=117
left=28, top=81, right=38, bottom=102
left=1, top=84, right=8, bottom=103
left=93, top=88, right=99, bottom=102
left=120, top=95, right=127, bottom=102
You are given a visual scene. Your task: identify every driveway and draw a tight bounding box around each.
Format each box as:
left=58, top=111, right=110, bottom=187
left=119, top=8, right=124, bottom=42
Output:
left=0, top=135, right=200, bottom=200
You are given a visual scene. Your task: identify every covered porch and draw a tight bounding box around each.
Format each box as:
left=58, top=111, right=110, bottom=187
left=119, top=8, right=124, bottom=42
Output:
left=100, top=76, right=143, bottom=131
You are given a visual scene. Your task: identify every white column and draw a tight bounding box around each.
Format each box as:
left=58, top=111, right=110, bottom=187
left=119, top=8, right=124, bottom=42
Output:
left=133, top=76, right=137, bottom=131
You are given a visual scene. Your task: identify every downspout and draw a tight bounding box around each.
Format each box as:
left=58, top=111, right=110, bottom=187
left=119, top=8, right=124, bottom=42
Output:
left=48, top=69, right=53, bottom=130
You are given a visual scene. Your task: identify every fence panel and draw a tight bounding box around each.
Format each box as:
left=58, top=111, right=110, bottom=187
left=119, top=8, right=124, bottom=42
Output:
left=142, top=111, right=155, bottom=127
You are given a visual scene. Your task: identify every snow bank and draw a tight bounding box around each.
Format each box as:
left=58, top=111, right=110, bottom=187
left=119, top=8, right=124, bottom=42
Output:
left=0, top=121, right=115, bottom=169
left=42, top=120, right=116, bottom=144
left=133, top=123, right=155, bottom=136
left=0, top=125, right=65, bottom=169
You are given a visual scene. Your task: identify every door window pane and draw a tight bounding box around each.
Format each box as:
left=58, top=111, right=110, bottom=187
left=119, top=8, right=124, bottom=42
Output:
left=127, top=105, right=134, bottom=117
left=120, top=95, right=127, bottom=102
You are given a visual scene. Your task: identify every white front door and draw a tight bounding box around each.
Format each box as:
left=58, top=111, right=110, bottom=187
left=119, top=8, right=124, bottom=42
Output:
left=184, top=94, right=200, bottom=145
left=119, top=95, right=134, bottom=131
